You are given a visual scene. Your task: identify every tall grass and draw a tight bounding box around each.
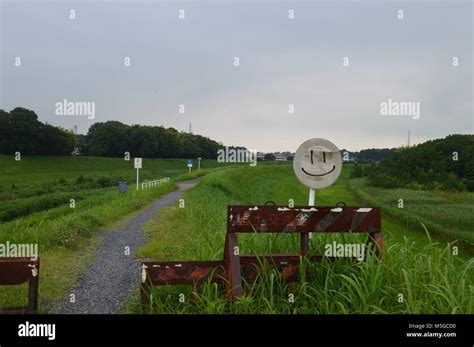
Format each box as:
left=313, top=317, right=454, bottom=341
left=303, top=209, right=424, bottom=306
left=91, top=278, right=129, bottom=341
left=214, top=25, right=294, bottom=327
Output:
left=0, top=183, right=177, bottom=249
left=348, top=178, right=474, bottom=247
left=133, top=164, right=474, bottom=314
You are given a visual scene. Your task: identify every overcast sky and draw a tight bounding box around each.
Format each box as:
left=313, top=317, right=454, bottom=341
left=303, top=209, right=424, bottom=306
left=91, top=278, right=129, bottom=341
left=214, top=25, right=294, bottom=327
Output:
left=1, top=0, right=472, bottom=152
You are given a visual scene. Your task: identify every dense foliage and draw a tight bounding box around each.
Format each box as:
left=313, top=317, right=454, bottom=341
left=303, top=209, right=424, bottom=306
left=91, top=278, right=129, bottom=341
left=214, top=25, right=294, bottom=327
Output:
left=365, top=135, right=474, bottom=191
left=0, top=108, right=224, bottom=158
left=82, top=121, right=222, bottom=159
left=357, top=148, right=393, bottom=162
left=0, top=108, right=75, bottom=155
left=342, top=148, right=394, bottom=163
left=264, top=153, right=276, bottom=161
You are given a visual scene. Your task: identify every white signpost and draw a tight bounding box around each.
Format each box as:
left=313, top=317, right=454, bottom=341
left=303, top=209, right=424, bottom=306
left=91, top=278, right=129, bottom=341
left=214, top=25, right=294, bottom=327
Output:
left=293, top=138, right=342, bottom=206
left=187, top=159, right=193, bottom=173
left=134, top=158, right=142, bottom=190
left=197, top=157, right=202, bottom=171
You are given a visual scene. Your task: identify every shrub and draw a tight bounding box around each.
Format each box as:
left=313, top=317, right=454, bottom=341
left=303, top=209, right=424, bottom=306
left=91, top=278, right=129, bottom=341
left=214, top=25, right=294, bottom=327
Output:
left=349, top=163, right=364, bottom=178
left=463, top=179, right=474, bottom=192
left=0, top=192, right=88, bottom=222
left=94, top=176, right=115, bottom=188
left=368, top=173, right=400, bottom=188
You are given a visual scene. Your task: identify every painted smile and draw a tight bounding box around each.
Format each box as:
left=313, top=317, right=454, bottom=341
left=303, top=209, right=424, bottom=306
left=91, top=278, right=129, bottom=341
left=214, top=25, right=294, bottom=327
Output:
left=301, top=165, right=336, bottom=177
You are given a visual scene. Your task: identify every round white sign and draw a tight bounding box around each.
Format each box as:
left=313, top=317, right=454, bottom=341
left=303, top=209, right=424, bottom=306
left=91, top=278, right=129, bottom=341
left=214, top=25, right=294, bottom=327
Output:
left=293, top=138, right=342, bottom=189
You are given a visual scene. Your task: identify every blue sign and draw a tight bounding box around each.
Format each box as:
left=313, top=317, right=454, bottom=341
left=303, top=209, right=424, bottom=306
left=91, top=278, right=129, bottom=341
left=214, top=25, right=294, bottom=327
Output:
left=118, top=180, right=128, bottom=193
left=188, top=159, right=193, bottom=165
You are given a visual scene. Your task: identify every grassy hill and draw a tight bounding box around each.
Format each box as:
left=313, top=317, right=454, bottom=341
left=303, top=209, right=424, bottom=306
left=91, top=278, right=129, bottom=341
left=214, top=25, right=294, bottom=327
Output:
left=0, top=155, right=221, bottom=187
left=0, top=155, right=226, bottom=223
left=366, top=134, right=474, bottom=191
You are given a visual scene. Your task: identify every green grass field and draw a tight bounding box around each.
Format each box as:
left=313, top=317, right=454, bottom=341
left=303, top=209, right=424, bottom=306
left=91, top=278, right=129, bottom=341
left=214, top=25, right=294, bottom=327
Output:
left=349, top=178, right=474, bottom=247
left=0, top=155, right=231, bottom=311
left=0, top=156, right=472, bottom=314
left=129, top=164, right=473, bottom=314
left=0, top=155, right=227, bottom=222
left=0, top=155, right=220, bottom=186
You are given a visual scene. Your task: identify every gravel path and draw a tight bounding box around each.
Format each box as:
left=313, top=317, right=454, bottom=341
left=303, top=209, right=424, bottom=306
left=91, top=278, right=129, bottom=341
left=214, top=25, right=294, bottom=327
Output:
left=58, top=178, right=201, bottom=314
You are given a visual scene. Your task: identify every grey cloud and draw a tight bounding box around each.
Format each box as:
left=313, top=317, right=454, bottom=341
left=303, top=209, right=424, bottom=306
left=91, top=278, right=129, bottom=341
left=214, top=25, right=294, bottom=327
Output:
left=1, top=1, right=471, bottom=152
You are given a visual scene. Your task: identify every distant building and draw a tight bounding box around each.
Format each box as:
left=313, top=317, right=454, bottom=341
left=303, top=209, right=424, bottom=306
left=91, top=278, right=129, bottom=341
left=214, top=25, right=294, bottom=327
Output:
left=274, top=154, right=287, bottom=161
left=257, top=151, right=293, bottom=161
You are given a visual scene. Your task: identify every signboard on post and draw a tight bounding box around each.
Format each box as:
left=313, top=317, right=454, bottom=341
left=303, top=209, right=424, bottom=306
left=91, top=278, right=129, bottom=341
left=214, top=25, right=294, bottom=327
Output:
left=293, top=138, right=342, bottom=205
left=134, top=158, right=142, bottom=169
left=187, top=159, right=193, bottom=173
left=134, top=158, right=142, bottom=190
left=197, top=157, right=202, bottom=171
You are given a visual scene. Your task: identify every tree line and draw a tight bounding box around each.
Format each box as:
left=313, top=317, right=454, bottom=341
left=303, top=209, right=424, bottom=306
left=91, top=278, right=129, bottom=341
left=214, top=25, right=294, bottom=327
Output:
left=0, top=108, right=224, bottom=159
left=79, top=121, right=223, bottom=158
left=351, top=134, right=474, bottom=191
left=0, top=108, right=75, bottom=155
left=342, top=148, right=394, bottom=162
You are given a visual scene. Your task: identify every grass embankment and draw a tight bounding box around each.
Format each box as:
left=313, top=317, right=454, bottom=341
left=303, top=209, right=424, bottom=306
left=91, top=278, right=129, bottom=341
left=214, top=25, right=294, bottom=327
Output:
left=0, top=155, right=230, bottom=312
left=131, top=164, right=473, bottom=314
left=0, top=155, right=225, bottom=222
left=0, top=182, right=175, bottom=312
left=349, top=178, right=474, bottom=248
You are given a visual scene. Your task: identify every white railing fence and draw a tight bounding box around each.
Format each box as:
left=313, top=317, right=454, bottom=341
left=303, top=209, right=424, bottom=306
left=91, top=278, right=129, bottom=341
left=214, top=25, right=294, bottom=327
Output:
left=141, top=177, right=171, bottom=190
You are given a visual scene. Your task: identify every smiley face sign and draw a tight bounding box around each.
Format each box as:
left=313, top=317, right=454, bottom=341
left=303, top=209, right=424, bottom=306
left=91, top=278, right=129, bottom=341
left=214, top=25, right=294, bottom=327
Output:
left=293, top=138, right=342, bottom=189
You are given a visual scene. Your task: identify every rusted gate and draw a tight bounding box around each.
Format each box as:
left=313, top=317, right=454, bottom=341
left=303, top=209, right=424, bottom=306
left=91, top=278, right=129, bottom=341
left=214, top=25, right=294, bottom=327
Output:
left=141, top=205, right=382, bottom=304
left=0, top=257, right=40, bottom=314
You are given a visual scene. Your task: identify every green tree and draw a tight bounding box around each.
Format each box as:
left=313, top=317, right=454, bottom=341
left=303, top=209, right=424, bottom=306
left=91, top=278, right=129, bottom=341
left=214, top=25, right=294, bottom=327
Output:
left=39, top=124, right=75, bottom=155
left=8, top=107, right=42, bottom=154
left=87, top=121, right=130, bottom=157
left=367, top=135, right=474, bottom=191
left=264, top=153, right=276, bottom=161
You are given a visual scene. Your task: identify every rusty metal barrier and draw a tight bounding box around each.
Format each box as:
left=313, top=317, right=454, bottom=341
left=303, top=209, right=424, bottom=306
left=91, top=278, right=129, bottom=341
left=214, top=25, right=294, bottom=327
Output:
left=0, top=257, right=40, bottom=314
left=141, top=205, right=382, bottom=304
